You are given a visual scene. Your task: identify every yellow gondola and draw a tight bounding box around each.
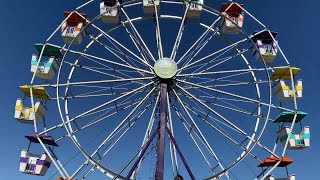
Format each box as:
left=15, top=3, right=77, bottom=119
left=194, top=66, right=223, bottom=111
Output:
left=271, top=67, right=302, bottom=102
left=19, top=86, right=50, bottom=100
left=271, top=67, right=301, bottom=80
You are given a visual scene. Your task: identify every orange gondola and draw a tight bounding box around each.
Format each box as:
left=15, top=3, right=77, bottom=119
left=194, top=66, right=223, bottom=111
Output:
left=258, top=156, right=294, bottom=167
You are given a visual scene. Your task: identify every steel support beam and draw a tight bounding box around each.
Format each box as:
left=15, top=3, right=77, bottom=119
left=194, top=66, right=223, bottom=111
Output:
left=156, top=83, right=168, bottom=180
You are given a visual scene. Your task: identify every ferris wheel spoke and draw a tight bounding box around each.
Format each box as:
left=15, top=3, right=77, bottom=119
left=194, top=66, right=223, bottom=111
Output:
left=48, top=43, right=153, bottom=75
left=72, top=57, right=151, bottom=89
left=121, top=7, right=156, bottom=63
left=177, top=79, right=295, bottom=113
left=178, top=37, right=246, bottom=73
left=56, top=98, right=148, bottom=147
left=132, top=92, right=160, bottom=178
left=182, top=102, right=262, bottom=161
left=69, top=101, right=145, bottom=136
left=91, top=24, right=152, bottom=69
left=181, top=46, right=245, bottom=75
left=191, top=48, right=249, bottom=75
left=179, top=29, right=269, bottom=73
left=63, top=60, right=130, bottom=80
left=77, top=94, right=142, bottom=121
left=167, top=95, right=179, bottom=176
left=182, top=72, right=253, bottom=88
left=75, top=51, right=148, bottom=79
left=111, top=96, right=158, bottom=179
left=182, top=71, right=252, bottom=87
left=70, top=83, right=131, bottom=97
left=170, top=103, right=218, bottom=174
left=73, top=96, right=157, bottom=179
left=179, top=88, right=259, bottom=120
left=170, top=5, right=188, bottom=61
left=172, top=89, right=229, bottom=176
left=176, top=16, right=221, bottom=65
left=120, top=22, right=152, bottom=68
left=68, top=82, right=153, bottom=123
left=88, top=87, right=156, bottom=162
left=177, top=86, right=281, bottom=161
left=176, top=93, right=242, bottom=132
left=180, top=29, right=219, bottom=70
left=154, top=2, right=163, bottom=59
left=177, top=67, right=271, bottom=78
left=53, top=90, right=147, bottom=100
left=194, top=78, right=269, bottom=88
left=34, top=77, right=154, bottom=89
left=79, top=99, right=157, bottom=179
left=88, top=33, right=151, bottom=70
left=176, top=83, right=253, bottom=136
left=184, top=71, right=263, bottom=92
left=79, top=65, right=141, bottom=74
left=180, top=93, right=279, bottom=160
left=67, top=97, right=144, bottom=130
left=40, top=94, right=143, bottom=141
left=180, top=23, right=224, bottom=70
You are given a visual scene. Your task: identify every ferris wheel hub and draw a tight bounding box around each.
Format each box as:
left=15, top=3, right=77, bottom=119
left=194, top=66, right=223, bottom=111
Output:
left=154, top=57, right=177, bottom=79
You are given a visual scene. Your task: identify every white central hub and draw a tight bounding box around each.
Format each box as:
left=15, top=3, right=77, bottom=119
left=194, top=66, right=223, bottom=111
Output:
left=154, top=57, right=177, bottom=79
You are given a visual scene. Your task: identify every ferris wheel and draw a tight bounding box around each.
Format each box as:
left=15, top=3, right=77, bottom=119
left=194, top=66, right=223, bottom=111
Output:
left=15, top=0, right=310, bottom=179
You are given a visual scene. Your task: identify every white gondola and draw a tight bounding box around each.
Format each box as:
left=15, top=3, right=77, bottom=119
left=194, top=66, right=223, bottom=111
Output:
left=252, top=31, right=278, bottom=63
left=61, top=22, right=85, bottom=45
left=274, top=80, right=302, bottom=102
left=278, top=126, right=310, bottom=150
left=100, top=0, right=121, bottom=24
left=264, top=174, right=296, bottom=180
left=184, top=0, right=203, bottom=18
left=143, top=0, right=160, bottom=14
left=220, top=3, right=244, bottom=34
left=61, top=12, right=87, bottom=45
left=253, top=40, right=278, bottom=63
left=19, top=149, right=51, bottom=176
left=31, top=55, right=60, bottom=80
left=14, top=98, right=46, bottom=123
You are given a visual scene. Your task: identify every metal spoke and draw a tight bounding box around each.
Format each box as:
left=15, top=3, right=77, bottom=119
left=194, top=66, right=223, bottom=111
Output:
left=48, top=43, right=153, bottom=75
left=177, top=85, right=279, bottom=157
left=178, top=29, right=268, bottom=73
left=167, top=94, right=179, bottom=176
left=88, top=33, right=150, bottom=70
left=74, top=97, right=157, bottom=179
left=132, top=92, right=160, bottom=178
left=88, top=87, right=156, bottom=164
left=177, top=67, right=273, bottom=77
left=120, top=21, right=153, bottom=67
left=91, top=24, right=152, bottom=68
left=33, top=77, right=154, bottom=88
left=180, top=29, right=219, bottom=70
left=171, top=103, right=217, bottom=174
left=178, top=38, right=246, bottom=72
left=68, top=82, right=153, bottom=123
left=172, top=89, right=229, bottom=177
left=190, top=49, right=249, bottom=75
left=42, top=93, right=144, bottom=141
left=177, top=79, right=295, bottom=113
left=170, top=5, right=188, bottom=61
left=176, top=16, right=221, bottom=64
left=154, top=2, right=163, bottom=59
left=121, top=7, right=156, bottom=62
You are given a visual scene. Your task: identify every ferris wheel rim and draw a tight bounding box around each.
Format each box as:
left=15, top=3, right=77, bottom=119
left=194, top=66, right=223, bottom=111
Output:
left=25, top=0, right=303, bottom=179
left=58, top=8, right=263, bottom=180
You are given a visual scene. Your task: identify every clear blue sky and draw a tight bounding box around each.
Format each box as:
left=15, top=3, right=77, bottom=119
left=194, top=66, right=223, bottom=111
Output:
left=0, top=0, right=318, bottom=179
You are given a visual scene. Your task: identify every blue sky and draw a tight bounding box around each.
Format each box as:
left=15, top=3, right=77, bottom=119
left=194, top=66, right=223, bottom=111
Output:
left=0, top=0, right=318, bottom=179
